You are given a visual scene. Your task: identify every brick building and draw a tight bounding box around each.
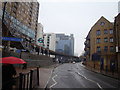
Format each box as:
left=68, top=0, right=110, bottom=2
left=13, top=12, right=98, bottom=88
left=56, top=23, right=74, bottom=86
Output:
left=84, top=16, right=117, bottom=71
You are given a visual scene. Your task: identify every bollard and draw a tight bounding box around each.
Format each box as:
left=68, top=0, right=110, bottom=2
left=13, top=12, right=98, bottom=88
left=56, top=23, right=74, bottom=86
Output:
left=19, top=73, right=23, bottom=90
left=37, top=67, right=40, bottom=86
left=26, top=73, right=29, bottom=90
left=30, top=70, right=33, bottom=90
left=23, top=74, right=25, bottom=90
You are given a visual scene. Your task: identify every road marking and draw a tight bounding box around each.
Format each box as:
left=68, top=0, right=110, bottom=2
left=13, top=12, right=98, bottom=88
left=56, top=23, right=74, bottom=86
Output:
left=76, top=64, right=103, bottom=90
left=49, top=74, right=58, bottom=88
left=76, top=72, right=103, bottom=89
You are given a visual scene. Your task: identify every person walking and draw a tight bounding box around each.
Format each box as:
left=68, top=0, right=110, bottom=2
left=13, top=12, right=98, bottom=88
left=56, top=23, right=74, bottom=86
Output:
left=2, top=64, right=16, bottom=90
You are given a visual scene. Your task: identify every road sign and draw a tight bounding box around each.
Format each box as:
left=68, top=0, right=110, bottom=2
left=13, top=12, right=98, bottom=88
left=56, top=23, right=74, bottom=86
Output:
left=38, top=38, right=43, bottom=43
left=1, top=37, right=23, bottom=42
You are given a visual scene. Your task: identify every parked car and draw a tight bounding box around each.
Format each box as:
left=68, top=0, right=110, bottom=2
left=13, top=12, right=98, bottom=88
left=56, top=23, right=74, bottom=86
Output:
left=72, top=61, right=76, bottom=64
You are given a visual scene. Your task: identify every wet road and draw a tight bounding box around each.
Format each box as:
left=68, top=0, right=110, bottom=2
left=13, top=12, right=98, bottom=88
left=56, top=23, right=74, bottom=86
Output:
left=46, top=63, right=120, bottom=89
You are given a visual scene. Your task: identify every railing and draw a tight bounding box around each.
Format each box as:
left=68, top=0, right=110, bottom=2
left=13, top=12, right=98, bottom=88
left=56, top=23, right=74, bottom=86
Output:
left=2, top=67, right=40, bottom=90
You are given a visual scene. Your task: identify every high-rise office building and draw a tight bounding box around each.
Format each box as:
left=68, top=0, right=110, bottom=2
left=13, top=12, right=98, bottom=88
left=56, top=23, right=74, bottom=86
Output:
left=56, top=34, right=74, bottom=55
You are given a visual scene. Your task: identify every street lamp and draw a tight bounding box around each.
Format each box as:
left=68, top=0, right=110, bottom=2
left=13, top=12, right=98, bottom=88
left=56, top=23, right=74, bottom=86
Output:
left=2, top=2, right=7, bottom=24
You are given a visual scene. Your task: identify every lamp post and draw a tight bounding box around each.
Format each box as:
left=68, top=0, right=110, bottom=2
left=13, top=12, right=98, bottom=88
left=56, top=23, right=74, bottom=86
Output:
left=2, top=2, right=7, bottom=24
left=2, top=2, right=11, bottom=52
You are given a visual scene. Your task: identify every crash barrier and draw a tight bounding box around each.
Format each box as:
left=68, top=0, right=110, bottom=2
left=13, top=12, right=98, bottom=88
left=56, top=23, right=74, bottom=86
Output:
left=2, top=67, right=39, bottom=90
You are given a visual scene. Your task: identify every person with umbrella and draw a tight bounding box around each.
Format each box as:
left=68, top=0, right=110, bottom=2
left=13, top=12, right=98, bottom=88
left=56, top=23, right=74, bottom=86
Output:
left=1, top=56, right=26, bottom=90
left=2, top=64, right=16, bottom=90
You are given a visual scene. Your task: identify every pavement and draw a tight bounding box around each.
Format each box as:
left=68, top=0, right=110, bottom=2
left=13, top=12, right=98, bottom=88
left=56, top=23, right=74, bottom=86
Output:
left=15, top=64, right=60, bottom=89
left=82, top=64, right=119, bottom=80
left=38, top=64, right=60, bottom=88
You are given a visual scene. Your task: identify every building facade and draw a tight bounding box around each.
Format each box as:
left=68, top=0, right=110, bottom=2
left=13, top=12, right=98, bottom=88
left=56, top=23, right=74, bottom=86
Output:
left=43, top=33, right=56, bottom=51
left=36, top=23, right=44, bottom=47
left=84, top=32, right=90, bottom=62
left=114, top=13, right=120, bottom=74
left=56, top=34, right=74, bottom=56
left=1, top=1, right=39, bottom=52
left=84, top=16, right=116, bottom=71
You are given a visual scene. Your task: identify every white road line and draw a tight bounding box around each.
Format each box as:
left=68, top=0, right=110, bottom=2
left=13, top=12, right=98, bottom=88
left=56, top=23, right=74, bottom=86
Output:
left=49, top=74, right=58, bottom=88
left=76, top=72, right=103, bottom=89
left=76, top=64, right=103, bottom=90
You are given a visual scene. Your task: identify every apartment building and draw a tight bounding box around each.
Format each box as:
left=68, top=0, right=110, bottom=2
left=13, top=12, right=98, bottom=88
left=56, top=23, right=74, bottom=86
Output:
left=43, top=33, right=56, bottom=51
left=84, top=33, right=90, bottom=61
left=84, top=16, right=116, bottom=71
left=1, top=1, right=39, bottom=52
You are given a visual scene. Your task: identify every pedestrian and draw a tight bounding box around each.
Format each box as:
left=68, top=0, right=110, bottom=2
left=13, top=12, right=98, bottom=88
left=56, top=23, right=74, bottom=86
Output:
left=2, top=64, right=16, bottom=90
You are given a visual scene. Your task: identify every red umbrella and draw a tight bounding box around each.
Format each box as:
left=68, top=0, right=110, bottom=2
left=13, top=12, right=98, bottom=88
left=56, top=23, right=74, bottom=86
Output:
left=0, top=56, right=26, bottom=64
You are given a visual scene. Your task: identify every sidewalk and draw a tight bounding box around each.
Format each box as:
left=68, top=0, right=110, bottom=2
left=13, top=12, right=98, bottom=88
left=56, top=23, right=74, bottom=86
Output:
left=83, top=65, right=119, bottom=80
left=36, top=64, right=60, bottom=88
left=39, top=68, right=53, bottom=88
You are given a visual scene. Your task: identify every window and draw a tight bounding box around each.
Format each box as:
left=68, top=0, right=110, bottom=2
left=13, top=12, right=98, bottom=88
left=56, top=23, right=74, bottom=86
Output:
left=109, top=29, right=113, bottom=34
left=96, top=46, right=101, bottom=53
left=96, top=38, right=101, bottom=43
left=104, top=37, right=108, bottom=42
left=110, top=46, right=114, bottom=52
left=110, top=37, right=113, bottom=43
left=104, top=29, right=108, bottom=34
left=104, top=46, right=108, bottom=52
left=100, top=22, right=105, bottom=26
left=96, top=30, right=101, bottom=35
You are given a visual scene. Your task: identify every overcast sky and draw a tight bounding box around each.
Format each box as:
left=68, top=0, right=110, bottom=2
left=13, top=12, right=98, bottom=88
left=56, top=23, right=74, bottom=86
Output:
left=37, top=0, right=119, bottom=56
